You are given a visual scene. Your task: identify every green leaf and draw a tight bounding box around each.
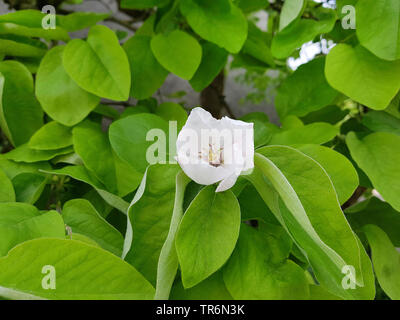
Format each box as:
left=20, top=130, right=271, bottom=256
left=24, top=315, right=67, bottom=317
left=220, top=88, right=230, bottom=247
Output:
left=249, top=147, right=375, bottom=299
left=189, top=41, right=228, bottom=92
left=363, top=225, right=400, bottom=300
left=0, top=238, right=155, bottom=299
left=170, top=271, right=233, bottom=300
left=346, top=197, right=400, bottom=247
left=155, top=102, right=188, bottom=131
left=242, top=22, right=275, bottom=67
left=356, top=0, right=400, bottom=61
left=362, top=111, right=400, bottom=136
left=12, top=173, right=47, bottom=204
left=234, top=0, right=268, bottom=13
left=0, top=10, right=45, bottom=28
left=123, top=35, right=168, bottom=100
left=151, top=30, right=202, bottom=80
left=0, top=38, right=46, bottom=58
left=57, top=12, right=110, bottom=32
left=176, top=185, right=241, bottom=288
left=223, top=224, right=309, bottom=299
left=276, top=57, right=338, bottom=119
left=63, top=25, right=130, bottom=101
left=123, top=164, right=181, bottom=286
left=121, top=0, right=169, bottom=9
left=155, top=171, right=190, bottom=300
left=325, top=44, right=400, bottom=110
left=271, top=10, right=336, bottom=59
left=0, top=61, right=43, bottom=146
left=42, top=166, right=129, bottom=214
left=5, top=144, right=73, bottom=163
left=0, top=22, right=69, bottom=41
left=29, top=121, right=73, bottom=151
left=279, top=0, right=305, bottom=31
left=295, top=144, right=359, bottom=205
left=0, top=203, right=65, bottom=256
left=109, top=113, right=169, bottom=173
left=309, top=285, right=343, bottom=300
left=238, top=184, right=278, bottom=223
left=180, top=0, right=247, bottom=54
left=269, top=122, right=339, bottom=146
left=62, top=199, right=124, bottom=256
left=0, top=155, right=51, bottom=180
left=36, top=46, right=100, bottom=126
left=73, top=121, right=118, bottom=194
left=0, top=168, right=15, bottom=203
left=347, top=132, right=400, bottom=211
left=240, top=112, right=277, bottom=148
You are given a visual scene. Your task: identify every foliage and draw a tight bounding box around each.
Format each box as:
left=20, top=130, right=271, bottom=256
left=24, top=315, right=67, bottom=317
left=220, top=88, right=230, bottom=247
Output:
left=0, top=0, right=399, bottom=301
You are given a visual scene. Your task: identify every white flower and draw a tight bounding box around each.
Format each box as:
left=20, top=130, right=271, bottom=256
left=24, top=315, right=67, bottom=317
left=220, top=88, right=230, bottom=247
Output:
left=176, top=107, right=254, bottom=192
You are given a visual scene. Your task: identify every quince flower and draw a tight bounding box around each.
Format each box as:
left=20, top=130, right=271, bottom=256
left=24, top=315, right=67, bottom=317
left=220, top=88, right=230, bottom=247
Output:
left=176, top=107, right=254, bottom=192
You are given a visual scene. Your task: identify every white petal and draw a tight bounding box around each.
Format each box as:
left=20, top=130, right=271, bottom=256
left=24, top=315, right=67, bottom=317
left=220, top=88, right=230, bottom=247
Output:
left=216, top=173, right=239, bottom=192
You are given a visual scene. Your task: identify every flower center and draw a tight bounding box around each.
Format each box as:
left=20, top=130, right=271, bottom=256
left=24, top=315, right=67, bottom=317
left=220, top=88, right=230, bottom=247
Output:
left=199, top=143, right=224, bottom=167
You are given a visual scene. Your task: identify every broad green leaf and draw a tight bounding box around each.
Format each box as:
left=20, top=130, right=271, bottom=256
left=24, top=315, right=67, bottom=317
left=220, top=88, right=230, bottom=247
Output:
left=271, top=10, right=336, bottom=59
left=346, top=132, right=400, bottom=212
left=121, top=0, right=169, bottom=9
left=73, top=121, right=141, bottom=196
left=269, top=122, right=339, bottom=146
left=4, top=144, right=73, bottom=163
left=57, top=12, right=110, bottom=31
left=180, top=0, right=247, bottom=53
left=170, top=271, right=233, bottom=300
left=0, top=10, right=45, bottom=27
left=109, top=113, right=169, bottom=173
left=155, top=102, right=187, bottom=131
left=12, top=173, right=47, bottom=204
left=295, top=144, right=359, bottom=205
left=276, top=57, right=338, bottom=119
left=279, top=0, right=305, bottom=31
left=356, top=0, right=400, bottom=61
left=123, top=35, right=168, bottom=100
left=36, top=46, right=100, bottom=126
left=346, top=197, right=400, bottom=247
left=0, top=61, right=43, bottom=146
left=363, top=225, right=400, bottom=300
left=151, top=30, right=202, bottom=80
left=0, top=38, right=46, bottom=58
left=0, top=203, right=65, bottom=256
left=223, top=224, right=309, bottom=299
left=189, top=41, right=228, bottom=92
left=325, top=44, right=400, bottom=110
left=234, top=0, right=268, bottom=13
left=240, top=112, right=277, bottom=148
left=0, top=22, right=69, bottom=41
left=123, top=164, right=181, bottom=286
left=242, top=22, right=274, bottom=67
left=238, top=184, right=279, bottom=224
left=0, top=238, right=155, bottom=299
left=93, top=104, right=120, bottom=120
left=155, top=171, right=190, bottom=300
left=62, top=199, right=124, bottom=256
left=176, top=185, right=241, bottom=288
left=63, top=25, right=130, bottom=101
left=42, top=166, right=129, bottom=214
left=29, top=121, right=73, bottom=150
left=362, top=111, right=400, bottom=136
left=0, top=168, right=15, bottom=203
left=5, top=144, right=73, bottom=163
left=249, top=147, right=375, bottom=299
left=309, top=285, right=343, bottom=300
left=0, top=155, right=51, bottom=180
left=73, top=121, right=118, bottom=194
